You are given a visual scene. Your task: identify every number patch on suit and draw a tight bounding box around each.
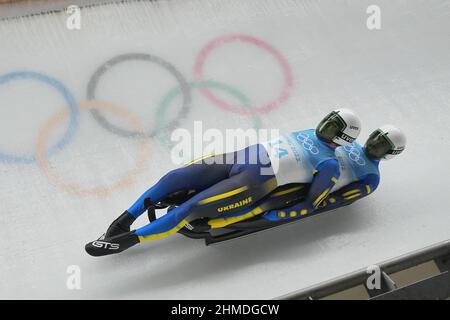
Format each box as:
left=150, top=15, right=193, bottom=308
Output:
left=269, top=139, right=289, bottom=159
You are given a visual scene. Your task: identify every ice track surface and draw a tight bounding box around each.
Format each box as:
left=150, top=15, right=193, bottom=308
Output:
left=0, top=0, right=449, bottom=299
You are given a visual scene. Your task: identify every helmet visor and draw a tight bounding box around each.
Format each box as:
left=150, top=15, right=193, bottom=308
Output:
left=365, top=130, right=392, bottom=159
left=316, top=112, right=346, bottom=142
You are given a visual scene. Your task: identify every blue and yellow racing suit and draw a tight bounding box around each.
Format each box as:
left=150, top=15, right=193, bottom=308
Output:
left=260, top=142, right=380, bottom=222
left=125, top=129, right=340, bottom=242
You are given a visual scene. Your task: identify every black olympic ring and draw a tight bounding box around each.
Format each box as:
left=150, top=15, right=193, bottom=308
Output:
left=86, top=53, right=192, bottom=138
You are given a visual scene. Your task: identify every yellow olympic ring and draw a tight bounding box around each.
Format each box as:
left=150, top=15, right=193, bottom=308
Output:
left=35, top=100, right=150, bottom=197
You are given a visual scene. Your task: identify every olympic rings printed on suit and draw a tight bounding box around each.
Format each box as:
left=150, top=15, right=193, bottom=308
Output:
left=35, top=100, right=149, bottom=197
left=194, top=34, right=294, bottom=115
left=296, top=132, right=319, bottom=155
left=0, top=71, right=79, bottom=164
left=87, top=53, right=192, bottom=139
left=155, top=80, right=262, bottom=148
left=344, top=144, right=366, bottom=166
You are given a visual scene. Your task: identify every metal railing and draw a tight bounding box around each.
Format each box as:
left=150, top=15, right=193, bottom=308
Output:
left=276, top=240, right=450, bottom=300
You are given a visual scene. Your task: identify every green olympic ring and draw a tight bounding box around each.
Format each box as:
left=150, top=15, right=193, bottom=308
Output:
left=155, top=80, right=262, bottom=149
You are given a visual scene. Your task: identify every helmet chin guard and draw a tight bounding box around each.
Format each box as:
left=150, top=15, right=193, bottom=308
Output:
left=316, top=108, right=361, bottom=146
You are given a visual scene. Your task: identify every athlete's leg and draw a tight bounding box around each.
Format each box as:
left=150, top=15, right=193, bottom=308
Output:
left=104, top=153, right=234, bottom=238
left=86, top=145, right=277, bottom=255
left=135, top=145, right=277, bottom=241
left=127, top=153, right=233, bottom=219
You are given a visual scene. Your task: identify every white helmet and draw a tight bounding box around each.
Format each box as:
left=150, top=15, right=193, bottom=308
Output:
left=316, top=108, right=361, bottom=146
left=364, top=125, right=406, bottom=160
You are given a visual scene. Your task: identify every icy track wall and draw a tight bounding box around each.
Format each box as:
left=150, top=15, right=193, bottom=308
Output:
left=0, top=0, right=449, bottom=299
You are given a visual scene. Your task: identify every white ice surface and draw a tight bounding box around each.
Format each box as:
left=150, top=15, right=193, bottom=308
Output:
left=0, top=0, right=449, bottom=299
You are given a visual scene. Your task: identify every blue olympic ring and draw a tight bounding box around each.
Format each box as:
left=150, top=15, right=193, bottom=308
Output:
left=0, top=71, right=79, bottom=164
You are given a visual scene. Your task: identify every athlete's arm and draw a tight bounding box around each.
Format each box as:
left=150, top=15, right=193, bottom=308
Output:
left=318, top=174, right=380, bottom=210
left=263, top=159, right=340, bottom=221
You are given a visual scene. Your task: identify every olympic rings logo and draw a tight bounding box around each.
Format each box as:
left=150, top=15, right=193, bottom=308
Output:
left=0, top=34, right=294, bottom=197
left=343, top=144, right=366, bottom=166
left=296, top=132, right=319, bottom=155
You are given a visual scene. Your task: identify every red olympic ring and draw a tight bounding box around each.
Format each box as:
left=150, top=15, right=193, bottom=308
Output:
left=194, top=34, right=294, bottom=115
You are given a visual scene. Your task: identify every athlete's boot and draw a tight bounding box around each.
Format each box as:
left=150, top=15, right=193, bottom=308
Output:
left=105, top=211, right=136, bottom=238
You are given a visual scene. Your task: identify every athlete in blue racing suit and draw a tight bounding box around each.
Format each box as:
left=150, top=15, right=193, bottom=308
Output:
left=85, top=109, right=362, bottom=256
left=234, top=125, right=407, bottom=224
left=261, top=141, right=380, bottom=221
